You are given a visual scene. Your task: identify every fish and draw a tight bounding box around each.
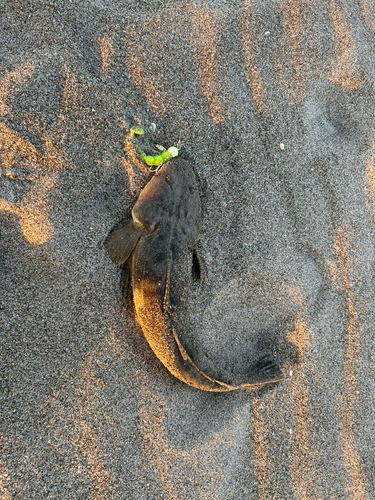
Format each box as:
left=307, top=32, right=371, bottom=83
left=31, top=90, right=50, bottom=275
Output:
left=105, top=157, right=283, bottom=391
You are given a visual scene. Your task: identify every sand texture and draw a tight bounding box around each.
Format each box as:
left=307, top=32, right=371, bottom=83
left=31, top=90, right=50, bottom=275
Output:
left=1, top=0, right=375, bottom=498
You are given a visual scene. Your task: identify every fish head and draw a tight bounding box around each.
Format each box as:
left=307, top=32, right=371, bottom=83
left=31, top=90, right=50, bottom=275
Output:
left=132, top=158, right=201, bottom=254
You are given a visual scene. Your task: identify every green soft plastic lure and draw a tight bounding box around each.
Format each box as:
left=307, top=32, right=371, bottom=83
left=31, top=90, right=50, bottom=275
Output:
left=130, top=126, right=179, bottom=172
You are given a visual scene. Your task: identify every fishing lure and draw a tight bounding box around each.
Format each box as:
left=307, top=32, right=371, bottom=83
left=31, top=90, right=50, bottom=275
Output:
left=130, top=126, right=179, bottom=172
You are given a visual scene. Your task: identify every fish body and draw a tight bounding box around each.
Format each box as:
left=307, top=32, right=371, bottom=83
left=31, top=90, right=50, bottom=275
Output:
left=105, top=158, right=283, bottom=391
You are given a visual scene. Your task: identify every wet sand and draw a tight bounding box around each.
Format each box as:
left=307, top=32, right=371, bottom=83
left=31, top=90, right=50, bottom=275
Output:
left=1, top=1, right=375, bottom=498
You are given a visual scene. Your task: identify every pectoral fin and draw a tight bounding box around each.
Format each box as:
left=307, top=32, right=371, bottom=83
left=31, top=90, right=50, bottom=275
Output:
left=105, top=219, right=143, bottom=265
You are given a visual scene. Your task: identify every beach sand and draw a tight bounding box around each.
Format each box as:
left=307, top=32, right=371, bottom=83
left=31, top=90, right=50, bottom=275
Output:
left=1, top=1, right=375, bottom=498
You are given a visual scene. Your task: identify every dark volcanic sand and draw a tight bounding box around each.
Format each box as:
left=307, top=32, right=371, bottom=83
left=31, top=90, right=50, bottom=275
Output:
left=1, top=1, right=375, bottom=498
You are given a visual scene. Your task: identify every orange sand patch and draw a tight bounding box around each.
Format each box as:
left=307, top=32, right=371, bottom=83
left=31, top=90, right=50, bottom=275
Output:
left=365, top=140, right=375, bottom=223
left=45, top=333, right=134, bottom=500
left=240, top=2, right=267, bottom=113
left=123, top=133, right=150, bottom=175
left=252, top=290, right=317, bottom=500
left=251, top=397, right=274, bottom=499
left=333, top=223, right=368, bottom=500
left=136, top=371, right=227, bottom=500
left=59, top=65, right=80, bottom=122
left=124, top=26, right=167, bottom=116
left=0, top=121, right=39, bottom=174
left=0, top=456, right=11, bottom=500
left=187, top=4, right=224, bottom=124
left=74, top=352, right=114, bottom=500
left=0, top=63, right=33, bottom=118
left=100, top=34, right=114, bottom=76
left=0, top=127, right=65, bottom=244
left=274, top=0, right=310, bottom=104
left=0, top=65, right=77, bottom=244
left=287, top=315, right=316, bottom=500
left=0, top=122, right=56, bottom=244
left=360, top=0, right=375, bottom=33
left=18, top=177, right=57, bottom=244
left=121, top=157, right=148, bottom=196
left=288, top=380, right=315, bottom=500
left=327, top=0, right=367, bottom=90
left=0, top=182, right=55, bottom=245
left=286, top=313, right=310, bottom=359
left=123, top=5, right=224, bottom=123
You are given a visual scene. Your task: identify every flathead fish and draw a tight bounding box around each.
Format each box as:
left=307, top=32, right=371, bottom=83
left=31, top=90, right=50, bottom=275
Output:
left=105, top=158, right=283, bottom=391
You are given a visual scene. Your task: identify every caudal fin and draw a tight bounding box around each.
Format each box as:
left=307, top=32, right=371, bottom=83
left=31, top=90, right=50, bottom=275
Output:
left=242, top=355, right=283, bottom=387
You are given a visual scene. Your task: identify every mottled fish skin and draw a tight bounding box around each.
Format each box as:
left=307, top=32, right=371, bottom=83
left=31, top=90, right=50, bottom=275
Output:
left=105, top=158, right=283, bottom=391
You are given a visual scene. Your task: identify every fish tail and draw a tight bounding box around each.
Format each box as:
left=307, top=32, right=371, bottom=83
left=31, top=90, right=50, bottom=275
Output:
left=134, top=277, right=283, bottom=392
